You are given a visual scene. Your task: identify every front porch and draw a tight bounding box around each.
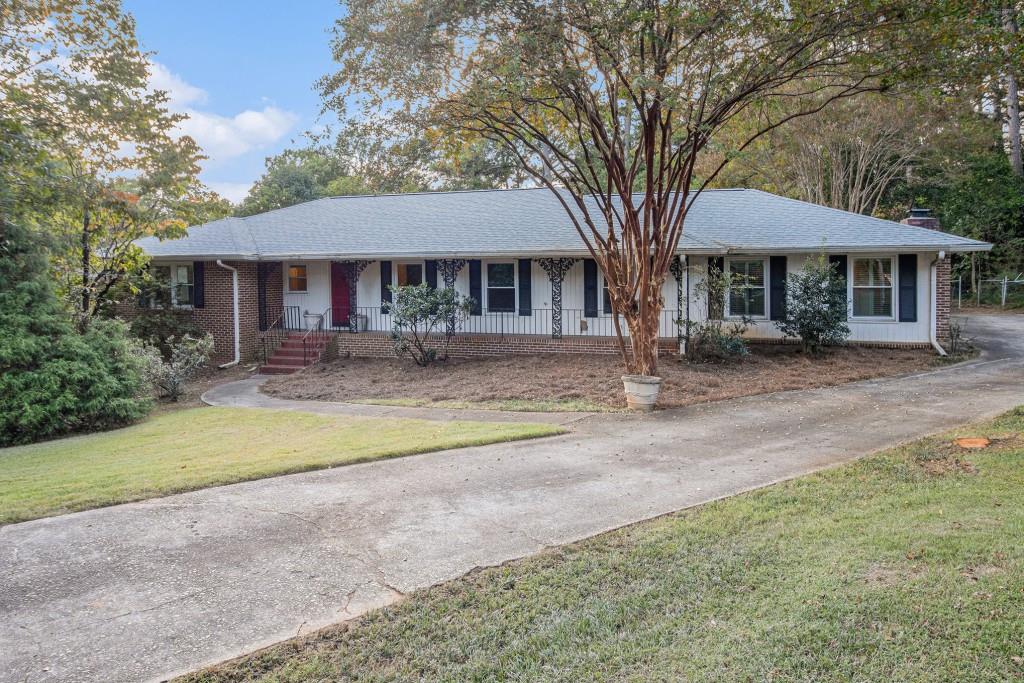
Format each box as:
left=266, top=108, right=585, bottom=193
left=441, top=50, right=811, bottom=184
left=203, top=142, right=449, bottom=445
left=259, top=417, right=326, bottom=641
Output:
left=257, top=255, right=692, bottom=372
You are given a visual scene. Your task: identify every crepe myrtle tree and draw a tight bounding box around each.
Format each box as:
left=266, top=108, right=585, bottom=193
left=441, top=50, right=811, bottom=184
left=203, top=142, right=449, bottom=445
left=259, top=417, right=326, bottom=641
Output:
left=322, top=0, right=948, bottom=376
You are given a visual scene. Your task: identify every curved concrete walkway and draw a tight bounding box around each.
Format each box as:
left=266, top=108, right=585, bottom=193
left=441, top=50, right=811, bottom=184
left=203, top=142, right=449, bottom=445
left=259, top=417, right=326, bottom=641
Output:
left=2, top=315, right=1023, bottom=683
left=202, top=376, right=594, bottom=426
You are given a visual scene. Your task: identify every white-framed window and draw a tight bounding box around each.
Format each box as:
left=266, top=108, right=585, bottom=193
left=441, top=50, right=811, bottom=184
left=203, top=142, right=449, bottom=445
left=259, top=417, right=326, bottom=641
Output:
left=394, top=262, right=424, bottom=287
left=485, top=262, right=516, bottom=312
left=287, top=264, right=308, bottom=293
left=726, top=258, right=766, bottom=318
left=149, top=263, right=193, bottom=308
left=851, top=256, right=894, bottom=318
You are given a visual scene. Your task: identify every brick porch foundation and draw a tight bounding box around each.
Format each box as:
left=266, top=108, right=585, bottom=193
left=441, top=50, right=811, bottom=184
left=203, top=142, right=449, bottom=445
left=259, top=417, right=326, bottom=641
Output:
left=333, top=332, right=681, bottom=359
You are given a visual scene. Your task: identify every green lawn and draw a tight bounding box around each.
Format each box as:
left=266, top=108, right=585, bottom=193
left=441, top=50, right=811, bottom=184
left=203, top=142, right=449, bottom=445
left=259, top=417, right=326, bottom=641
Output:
left=183, top=407, right=1024, bottom=683
left=0, top=407, right=563, bottom=525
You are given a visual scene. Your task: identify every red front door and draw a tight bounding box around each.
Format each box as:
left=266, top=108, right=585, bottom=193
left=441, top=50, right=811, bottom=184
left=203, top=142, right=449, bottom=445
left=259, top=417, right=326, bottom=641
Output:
left=330, top=262, right=351, bottom=327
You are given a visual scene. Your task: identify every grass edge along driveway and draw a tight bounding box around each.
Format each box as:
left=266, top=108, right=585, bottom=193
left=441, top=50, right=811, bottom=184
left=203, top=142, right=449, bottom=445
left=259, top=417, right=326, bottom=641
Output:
left=183, top=406, right=1024, bottom=683
left=0, top=407, right=564, bottom=525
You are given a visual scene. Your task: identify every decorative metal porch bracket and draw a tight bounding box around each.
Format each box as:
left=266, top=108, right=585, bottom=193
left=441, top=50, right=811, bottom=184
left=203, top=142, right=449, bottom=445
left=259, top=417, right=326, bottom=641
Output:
left=340, top=259, right=373, bottom=330
left=669, top=255, right=685, bottom=345
left=436, top=259, right=468, bottom=289
left=436, top=259, right=468, bottom=336
left=537, top=257, right=579, bottom=338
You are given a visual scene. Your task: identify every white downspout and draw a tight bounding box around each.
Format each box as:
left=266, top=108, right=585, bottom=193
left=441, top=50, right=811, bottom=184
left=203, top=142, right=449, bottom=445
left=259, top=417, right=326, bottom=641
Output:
left=930, top=251, right=947, bottom=357
left=216, top=260, right=241, bottom=368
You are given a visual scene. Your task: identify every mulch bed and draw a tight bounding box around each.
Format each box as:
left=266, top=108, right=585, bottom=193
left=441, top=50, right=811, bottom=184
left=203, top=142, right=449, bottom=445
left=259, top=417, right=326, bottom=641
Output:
left=261, top=346, right=938, bottom=410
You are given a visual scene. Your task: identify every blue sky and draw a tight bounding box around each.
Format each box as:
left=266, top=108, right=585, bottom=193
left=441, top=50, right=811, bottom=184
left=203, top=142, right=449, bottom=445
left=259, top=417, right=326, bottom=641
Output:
left=126, top=1, right=342, bottom=203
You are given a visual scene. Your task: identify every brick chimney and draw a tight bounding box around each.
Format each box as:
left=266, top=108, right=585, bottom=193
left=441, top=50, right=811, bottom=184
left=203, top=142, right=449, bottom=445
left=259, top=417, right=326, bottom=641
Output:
left=901, top=207, right=940, bottom=230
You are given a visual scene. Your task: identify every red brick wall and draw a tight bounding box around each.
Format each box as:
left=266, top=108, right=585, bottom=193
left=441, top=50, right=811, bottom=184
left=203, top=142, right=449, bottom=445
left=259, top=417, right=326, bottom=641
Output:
left=191, top=261, right=261, bottom=363
left=936, top=256, right=951, bottom=346
left=333, top=333, right=680, bottom=359
left=120, top=260, right=262, bottom=364
left=264, top=262, right=284, bottom=324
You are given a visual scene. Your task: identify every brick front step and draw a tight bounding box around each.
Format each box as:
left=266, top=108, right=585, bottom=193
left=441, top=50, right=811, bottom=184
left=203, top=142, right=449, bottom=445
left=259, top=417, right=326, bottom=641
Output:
left=259, top=332, right=335, bottom=374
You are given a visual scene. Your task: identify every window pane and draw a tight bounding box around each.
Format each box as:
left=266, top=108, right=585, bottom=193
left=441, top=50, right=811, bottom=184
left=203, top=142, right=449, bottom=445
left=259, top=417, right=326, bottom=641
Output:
left=487, top=263, right=515, bottom=287
left=853, top=288, right=892, bottom=317
left=175, top=283, right=193, bottom=305
left=288, top=265, right=307, bottom=292
left=176, top=265, right=192, bottom=285
left=729, top=260, right=764, bottom=287
left=602, top=283, right=612, bottom=314
left=747, top=288, right=765, bottom=316
left=729, top=289, right=747, bottom=315
left=853, top=258, right=892, bottom=287
left=487, top=288, right=515, bottom=312
left=396, top=263, right=422, bottom=286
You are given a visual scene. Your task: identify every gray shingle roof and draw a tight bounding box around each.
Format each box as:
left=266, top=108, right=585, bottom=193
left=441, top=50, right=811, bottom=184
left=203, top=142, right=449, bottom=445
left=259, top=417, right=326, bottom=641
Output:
left=137, top=187, right=991, bottom=260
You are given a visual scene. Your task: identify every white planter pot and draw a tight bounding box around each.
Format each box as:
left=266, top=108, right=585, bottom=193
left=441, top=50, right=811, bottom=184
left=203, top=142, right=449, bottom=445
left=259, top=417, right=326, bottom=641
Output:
left=621, top=374, right=662, bottom=411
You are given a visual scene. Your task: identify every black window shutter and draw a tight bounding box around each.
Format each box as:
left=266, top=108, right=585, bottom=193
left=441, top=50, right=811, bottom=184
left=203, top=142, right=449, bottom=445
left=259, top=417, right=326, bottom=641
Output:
left=192, top=261, right=205, bottom=308
left=380, top=260, right=392, bottom=313
left=425, top=260, right=438, bottom=289
left=898, top=254, right=917, bottom=322
left=708, top=256, right=724, bottom=319
left=583, top=259, right=598, bottom=317
left=828, top=254, right=847, bottom=288
left=517, top=259, right=532, bottom=316
left=468, top=259, right=482, bottom=315
left=769, top=255, right=787, bottom=320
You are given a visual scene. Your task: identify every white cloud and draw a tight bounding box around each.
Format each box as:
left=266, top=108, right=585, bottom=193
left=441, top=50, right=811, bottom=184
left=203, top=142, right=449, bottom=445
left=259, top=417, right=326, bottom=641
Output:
left=207, top=181, right=253, bottom=204
left=144, top=61, right=300, bottom=199
left=148, top=61, right=207, bottom=108
left=176, top=106, right=299, bottom=160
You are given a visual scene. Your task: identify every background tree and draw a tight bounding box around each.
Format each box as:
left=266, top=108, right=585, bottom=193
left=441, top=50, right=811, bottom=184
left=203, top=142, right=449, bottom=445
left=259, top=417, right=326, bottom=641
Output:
left=2, top=0, right=224, bottom=324
left=0, top=117, right=151, bottom=445
left=238, top=128, right=529, bottom=215
left=324, top=0, right=944, bottom=376
left=709, top=93, right=987, bottom=216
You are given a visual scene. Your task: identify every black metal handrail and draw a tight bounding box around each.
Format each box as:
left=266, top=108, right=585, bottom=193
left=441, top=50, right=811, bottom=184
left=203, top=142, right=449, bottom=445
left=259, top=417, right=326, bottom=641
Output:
left=336, top=306, right=682, bottom=339
left=260, top=305, right=301, bottom=364
left=301, top=306, right=332, bottom=366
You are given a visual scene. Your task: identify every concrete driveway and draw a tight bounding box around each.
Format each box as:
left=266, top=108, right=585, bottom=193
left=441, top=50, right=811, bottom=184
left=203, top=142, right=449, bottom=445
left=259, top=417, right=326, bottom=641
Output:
left=2, top=314, right=1023, bottom=683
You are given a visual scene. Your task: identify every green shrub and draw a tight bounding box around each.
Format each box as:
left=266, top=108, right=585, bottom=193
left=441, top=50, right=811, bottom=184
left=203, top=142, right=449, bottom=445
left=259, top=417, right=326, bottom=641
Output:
left=129, top=309, right=203, bottom=359
left=684, top=319, right=751, bottom=362
left=137, top=334, right=214, bottom=401
left=388, top=284, right=474, bottom=365
left=684, top=263, right=750, bottom=362
left=0, top=218, right=152, bottom=446
left=774, top=254, right=850, bottom=353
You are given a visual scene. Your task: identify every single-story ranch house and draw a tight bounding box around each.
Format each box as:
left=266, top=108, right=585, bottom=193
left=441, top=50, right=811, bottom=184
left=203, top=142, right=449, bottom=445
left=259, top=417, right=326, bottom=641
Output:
left=134, top=188, right=990, bottom=373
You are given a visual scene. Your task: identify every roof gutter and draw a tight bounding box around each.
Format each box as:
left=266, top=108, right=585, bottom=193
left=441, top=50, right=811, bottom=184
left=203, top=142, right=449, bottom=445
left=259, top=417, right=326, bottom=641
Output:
left=215, top=260, right=241, bottom=368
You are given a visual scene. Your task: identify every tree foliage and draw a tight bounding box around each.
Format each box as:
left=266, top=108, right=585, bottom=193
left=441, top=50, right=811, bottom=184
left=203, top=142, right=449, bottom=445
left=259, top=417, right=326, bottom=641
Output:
left=237, top=130, right=528, bottom=216
left=1, top=120, right=151, bottom=445
left=2, top=0, right=227, bottom=323
left=323, top=0, right=947, bottom=376
left=775, top=255, right=850, bottom=353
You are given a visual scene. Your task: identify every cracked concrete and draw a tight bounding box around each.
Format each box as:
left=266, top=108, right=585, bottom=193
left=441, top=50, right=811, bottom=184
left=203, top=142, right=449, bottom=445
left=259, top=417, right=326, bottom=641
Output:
left=1, top=315, right=1023, bottom=683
